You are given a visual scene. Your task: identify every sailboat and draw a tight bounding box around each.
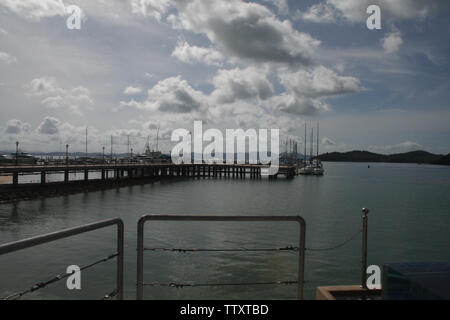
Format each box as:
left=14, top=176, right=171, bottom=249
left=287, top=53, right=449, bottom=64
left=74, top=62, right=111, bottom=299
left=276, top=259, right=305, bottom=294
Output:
left=312, top=122, right=324, bottom=175
left=298, top=124, right=313, bottom=175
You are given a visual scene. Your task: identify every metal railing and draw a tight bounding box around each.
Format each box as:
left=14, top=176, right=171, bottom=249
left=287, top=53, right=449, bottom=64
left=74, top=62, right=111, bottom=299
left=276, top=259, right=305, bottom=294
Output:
left=137, top=215, right=306, bottom=300
left=0, top=218, right=124, bottom=300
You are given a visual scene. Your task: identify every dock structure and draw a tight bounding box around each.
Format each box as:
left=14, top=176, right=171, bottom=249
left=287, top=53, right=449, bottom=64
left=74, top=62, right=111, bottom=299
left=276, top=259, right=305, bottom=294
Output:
left=0, top=163, right=297, bottom=187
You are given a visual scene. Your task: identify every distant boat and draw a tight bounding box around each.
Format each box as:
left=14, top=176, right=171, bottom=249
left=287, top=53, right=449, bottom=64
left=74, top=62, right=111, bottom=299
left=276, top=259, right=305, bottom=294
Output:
left=135, top=138, right=165, bottom=163
left=312, top=162, right=324, bottom=175
left=312, top=122, right=324, bottom=176
left=298, top=123, right=312, bottom=175
left=299, top=165, right=314, bottom=175
left=2, top=152, right=38, bottom=165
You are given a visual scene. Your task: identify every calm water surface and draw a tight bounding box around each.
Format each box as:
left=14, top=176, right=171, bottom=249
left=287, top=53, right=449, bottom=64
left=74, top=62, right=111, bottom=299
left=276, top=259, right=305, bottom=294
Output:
left=1, top=162, right=449, bottom=299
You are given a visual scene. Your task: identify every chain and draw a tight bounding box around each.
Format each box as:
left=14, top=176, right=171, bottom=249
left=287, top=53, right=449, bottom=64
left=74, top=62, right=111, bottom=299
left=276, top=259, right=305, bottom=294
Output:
left=144, top=245, right=299, bottom=253
left=143, top=280, right=298, bottom=288
left=3, top=253, right=118, bottom=300
left=306, top=229, right=362, bottom=251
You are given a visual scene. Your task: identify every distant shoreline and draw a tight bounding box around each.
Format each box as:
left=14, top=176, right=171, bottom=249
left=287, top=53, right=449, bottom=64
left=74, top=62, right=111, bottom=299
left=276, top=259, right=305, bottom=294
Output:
left=318, top=150, right=450, bottom=166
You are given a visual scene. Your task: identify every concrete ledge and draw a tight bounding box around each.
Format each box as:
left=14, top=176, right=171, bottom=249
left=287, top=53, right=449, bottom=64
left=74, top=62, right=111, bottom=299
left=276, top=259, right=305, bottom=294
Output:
left=316, top=285, right=382, bottom=300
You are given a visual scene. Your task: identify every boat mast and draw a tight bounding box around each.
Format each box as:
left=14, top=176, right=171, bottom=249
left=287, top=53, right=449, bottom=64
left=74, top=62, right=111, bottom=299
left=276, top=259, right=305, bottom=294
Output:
left=156, top=126, right=160, bottom=152
left=304, top=123, right=307, bottom=165
left=317, top=122, right=319, bottom=160
left=85, top=127, right=88, bottom=158
left=310, top=127, right=313, bottom=163
left=110, top=135, right=113, bottom=161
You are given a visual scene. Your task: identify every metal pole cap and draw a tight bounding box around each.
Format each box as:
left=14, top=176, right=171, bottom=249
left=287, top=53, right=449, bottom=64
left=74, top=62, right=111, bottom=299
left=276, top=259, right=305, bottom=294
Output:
left=362, top=208, right=370, bottom=215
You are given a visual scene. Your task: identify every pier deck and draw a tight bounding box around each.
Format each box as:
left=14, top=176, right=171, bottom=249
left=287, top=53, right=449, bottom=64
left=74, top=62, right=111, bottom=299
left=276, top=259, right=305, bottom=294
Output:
left=0, top=163, right=297, bottom=187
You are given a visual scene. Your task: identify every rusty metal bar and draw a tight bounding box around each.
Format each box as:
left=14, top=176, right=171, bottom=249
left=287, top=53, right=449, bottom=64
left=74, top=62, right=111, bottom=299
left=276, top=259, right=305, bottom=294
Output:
left=361, top=208, right=369, bottom=289
left=0, top=218, right=124, bottom=300
left=137, top=215, right=305, bottom=300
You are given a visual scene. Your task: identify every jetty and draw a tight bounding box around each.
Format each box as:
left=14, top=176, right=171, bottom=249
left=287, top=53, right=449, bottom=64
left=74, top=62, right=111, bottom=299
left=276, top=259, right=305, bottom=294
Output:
left=0, top=163, right=297, bottom=202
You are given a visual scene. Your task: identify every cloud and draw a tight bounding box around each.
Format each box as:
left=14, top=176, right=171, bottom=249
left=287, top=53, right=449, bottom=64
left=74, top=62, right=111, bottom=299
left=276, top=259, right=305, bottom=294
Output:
left=171, top=41, right=223, bottom=66
left=295, top=3, right=339, bottom=23
left=211, top=67, right=274, bottom=104
left=120, top=76, right=207, bottom=113
left=272, top=65, right=361, bottom=116
left=0, top=51, right=17, bottom=64
left=130, top=0, right=174, bottom=21
left=169, top=0, right=320, bottom=66
left=300, top=0, right=446, bottom=24
left=278, top=66, right=362, bottom=98
left=37, top=117, right=60, bottom=135
left=262, top=0, right=289, bottom=15
left=381, top=30, right=403, bottom=54
left=0, top=0, right=65, bottom=20
left=322, top=137, right=337, bottom=146
left=123, top=86, right=142, bottom=95
left=28, top=77, right=64, bottom=96
left=368, top=141, right=423, bottom=153
left=273, top=94, right=330, bottom=116
left=28, top=78, right=93, bottom=115
left=4, top=120, right=31, bottom=135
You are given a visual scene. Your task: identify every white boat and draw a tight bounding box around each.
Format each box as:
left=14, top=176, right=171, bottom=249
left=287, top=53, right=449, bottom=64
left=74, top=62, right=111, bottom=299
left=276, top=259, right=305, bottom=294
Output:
left=312, top=122, right=325, bottom=176
left=3, top=152, right=38, bottom=165
left=299, top=165, right=313, bottom=175
left=312, top=162, right=324, bottom=175
left=298, top=124, right=313, bottom=175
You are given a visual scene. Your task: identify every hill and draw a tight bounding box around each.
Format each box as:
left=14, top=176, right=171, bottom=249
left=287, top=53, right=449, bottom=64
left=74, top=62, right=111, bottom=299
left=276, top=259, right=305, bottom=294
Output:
left=319, top=150, right=449, bottom=166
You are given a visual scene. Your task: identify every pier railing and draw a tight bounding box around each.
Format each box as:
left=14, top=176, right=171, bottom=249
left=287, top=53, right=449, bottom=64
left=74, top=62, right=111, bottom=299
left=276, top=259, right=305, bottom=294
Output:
left=0, top=218, right=124, bottom=300
left=137, top=215, right=306, bottom=300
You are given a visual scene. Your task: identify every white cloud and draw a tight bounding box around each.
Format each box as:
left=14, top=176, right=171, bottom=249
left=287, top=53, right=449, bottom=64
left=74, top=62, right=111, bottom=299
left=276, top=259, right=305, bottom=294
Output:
left=322, top=137, right=337, bottom=146
left=37, top=117, right=60, bottom=135
left=295, top=3, right=339, bottom=23
left=130, top=0, right=174, bottom=21
left=273, top=94, right=330, bottom=116
left=171, top=41, right=223, bottom=66
left=262, top=0, right=289, bottom=15
left=368, top=141, right=423, bottom=153
left=124, top=86, right=142, bottom=95
left=0, top=0, right=65, bottom=20
left=28, top=77, right=63, bottom=96
left=300, top=0, right=445, bottom=24
left=211, top=67, right=273, bottom=104
left=0, top=51, right=17, bottom=64
left=381, top=30, right=403, bottom=54
left=278, top=66, right=362, bottom=98
left=120, top=76, right=207, bottom=113
left=4, top=120, right=31, bottom=135
left=28, top=78, right=93, bottom=115
left=169, top=0, right=320, bottom=65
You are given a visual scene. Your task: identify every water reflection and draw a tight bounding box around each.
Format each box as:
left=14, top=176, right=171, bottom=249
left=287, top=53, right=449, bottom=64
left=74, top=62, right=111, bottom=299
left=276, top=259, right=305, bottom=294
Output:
left=0, top=162, right=449, bottom=299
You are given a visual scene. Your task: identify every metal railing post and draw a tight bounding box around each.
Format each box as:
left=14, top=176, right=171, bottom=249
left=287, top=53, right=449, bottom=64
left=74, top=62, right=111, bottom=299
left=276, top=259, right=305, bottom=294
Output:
left=116, top=219, right=124, bottom=300
left=137, top=217, right=145, bottom=300
left=361, top=208, right=369, bottom=289
left=136, top=215, right=306, bottom=300
left=298, top=218, right=306, bottom=300
left=0, top=218, right=124, bottom=300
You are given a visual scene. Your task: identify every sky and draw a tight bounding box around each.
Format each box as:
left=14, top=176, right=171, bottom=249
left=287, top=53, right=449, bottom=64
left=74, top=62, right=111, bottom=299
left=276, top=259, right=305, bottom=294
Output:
left=0, top=0, right=449, bottom=155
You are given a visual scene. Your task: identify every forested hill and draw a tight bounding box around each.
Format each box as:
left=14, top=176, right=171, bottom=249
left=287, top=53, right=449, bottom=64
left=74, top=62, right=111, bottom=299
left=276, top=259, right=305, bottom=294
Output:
left=318, top=150, right=450, bottom=165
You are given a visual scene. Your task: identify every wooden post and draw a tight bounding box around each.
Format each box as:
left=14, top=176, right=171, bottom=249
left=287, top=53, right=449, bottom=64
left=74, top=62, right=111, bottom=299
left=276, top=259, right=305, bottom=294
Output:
left=13, top=172, right=18, bottom=186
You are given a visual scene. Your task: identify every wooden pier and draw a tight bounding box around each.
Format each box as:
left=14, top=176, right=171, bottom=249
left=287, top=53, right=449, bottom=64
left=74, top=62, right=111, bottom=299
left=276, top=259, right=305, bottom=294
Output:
left=0, top=163, right=297, bottom=187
